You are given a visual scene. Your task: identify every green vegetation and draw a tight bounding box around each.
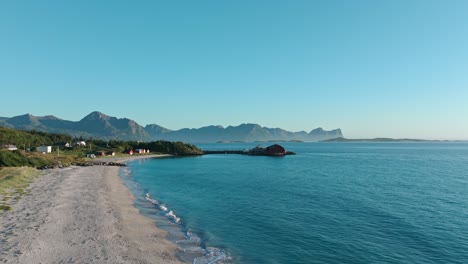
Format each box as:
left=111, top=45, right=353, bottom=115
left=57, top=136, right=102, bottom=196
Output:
left=0, top=149, right=88, bottom=168
left=0, top=126, right=72, bottom=148
left=81, top=138, right=203, bottom=156
left=0, top=167, right=39, bottom=211
left=0, top=126, right=203, bottom=168
left=0, top=167, right=38, bottom=193
left=0, top=150, right=55, bottom=167
left=0, top=205, right=11, bottom=211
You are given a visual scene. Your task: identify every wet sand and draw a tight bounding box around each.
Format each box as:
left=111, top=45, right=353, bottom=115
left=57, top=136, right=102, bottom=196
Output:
left=0, top=155, right=182, bottom=263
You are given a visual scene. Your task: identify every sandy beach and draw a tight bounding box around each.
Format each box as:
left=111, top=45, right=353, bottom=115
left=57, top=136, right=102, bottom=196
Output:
left=0, top=155, right=183, bottom=264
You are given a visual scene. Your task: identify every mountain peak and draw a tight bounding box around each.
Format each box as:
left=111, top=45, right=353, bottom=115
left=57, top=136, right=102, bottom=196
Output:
left=3, top=113, right=42, bottom=129
left=40, top=115, right=61, bottom=120
left=200, top=125, right=224, bottom=129
left=310, top=127, right=324, bottom=134
left=18, top=113, right=35, bottom=118
left=81, top=111, right=110, bottom=121
left=10, top=113, right=37, bottom=121
left=239, top=123, right=261, bottom=128
left=310, top=127, right=343, bottom=138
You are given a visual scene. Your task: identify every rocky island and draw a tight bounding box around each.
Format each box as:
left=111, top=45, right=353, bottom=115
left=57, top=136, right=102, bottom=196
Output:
left=203, top=144, right=296, bottom=156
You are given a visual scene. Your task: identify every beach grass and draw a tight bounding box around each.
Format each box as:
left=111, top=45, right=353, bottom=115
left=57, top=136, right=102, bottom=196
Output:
left=0, top=167, right=40, bottom=211
left=0, top=149, right=88, bottom=168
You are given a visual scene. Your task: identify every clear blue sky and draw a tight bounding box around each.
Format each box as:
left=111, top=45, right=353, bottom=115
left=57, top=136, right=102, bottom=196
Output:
left=1, top=0, right=467, bottom=139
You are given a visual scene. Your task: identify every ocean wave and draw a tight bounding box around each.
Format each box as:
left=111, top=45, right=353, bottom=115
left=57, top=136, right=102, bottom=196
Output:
left=187, top=229, right=201, bottom=243
left=180, top=245, right=206, bottom=254
left=193, top=247, right=232, bottom=264
left=145, top=193, right=159, bottom=205
left=143, top=193, right=231, bottom=264
left=176, top=239, right=206, bottom=253
left=166, top=210, right=181, bottom=224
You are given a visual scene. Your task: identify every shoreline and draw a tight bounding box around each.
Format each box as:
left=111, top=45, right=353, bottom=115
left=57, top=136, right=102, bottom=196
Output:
left=0, top=154, right=183, bottom=263
left=95, top=153, right=173, bottom=164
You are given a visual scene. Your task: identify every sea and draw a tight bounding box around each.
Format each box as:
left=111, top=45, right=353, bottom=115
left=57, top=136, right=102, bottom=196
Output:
left=120, top=142, right=468, bottom=264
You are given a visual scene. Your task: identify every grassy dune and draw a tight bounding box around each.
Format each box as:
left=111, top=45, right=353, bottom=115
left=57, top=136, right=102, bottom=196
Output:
left=0, top=167, right=40, bottom=211
left=0, top=149, right=88, bottom=168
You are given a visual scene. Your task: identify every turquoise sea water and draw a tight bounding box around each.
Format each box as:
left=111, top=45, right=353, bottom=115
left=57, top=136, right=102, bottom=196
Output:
left=122, top=142, right=468, bottom=264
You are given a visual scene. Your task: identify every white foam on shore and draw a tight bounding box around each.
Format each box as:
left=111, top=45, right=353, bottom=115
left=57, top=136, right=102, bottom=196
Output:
left=145, top=193, right=159, bottom=205
left=193, top=247, right=232, bottom=264
left=187, top=230, right=201, bottom=243
left=166, top=210, right=181, bottom=224
left=143, top=192, right=232, bottom=264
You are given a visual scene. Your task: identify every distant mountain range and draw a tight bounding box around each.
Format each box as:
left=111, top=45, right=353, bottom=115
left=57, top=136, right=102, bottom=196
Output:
left=320, top=137, right=446, bottom=142
left=0, top=111, right=343, bottom=143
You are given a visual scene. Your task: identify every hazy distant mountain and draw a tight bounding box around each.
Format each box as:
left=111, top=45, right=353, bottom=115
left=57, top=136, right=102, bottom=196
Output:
left=0, top=112, right=343, bottom=142
left=1, top=114, right=74, bottom=132
left=309, top=128, right=344, bottom=140
left=144, top=123, right=343, bottom=142
left=320, top=137, right=429, bottom=142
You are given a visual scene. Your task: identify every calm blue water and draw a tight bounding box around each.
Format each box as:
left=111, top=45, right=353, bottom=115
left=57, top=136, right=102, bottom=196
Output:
left=124, top=142, right=468, bottom=264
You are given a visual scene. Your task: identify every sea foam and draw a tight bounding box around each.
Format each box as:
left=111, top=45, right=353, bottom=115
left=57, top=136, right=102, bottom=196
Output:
left=144, top=192, right=231, bottom=264
left=193, top=247, right=232, bottom=264
left=145, top=193, right=159, bottom=205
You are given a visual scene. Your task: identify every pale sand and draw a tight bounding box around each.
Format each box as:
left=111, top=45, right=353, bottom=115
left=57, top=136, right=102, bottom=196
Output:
left=0, top=155, right=183, bottom=263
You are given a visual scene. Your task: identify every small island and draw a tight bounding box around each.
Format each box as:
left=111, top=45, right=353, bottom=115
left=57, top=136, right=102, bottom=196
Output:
left=203, top=144, right=296, bottom=156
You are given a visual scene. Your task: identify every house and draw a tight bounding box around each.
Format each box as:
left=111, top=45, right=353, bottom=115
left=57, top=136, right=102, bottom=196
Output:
left=96, top=151, right=106, bottom=156
left=37, top=145, right=52, bottom=153
left=135, top=149, right=146, bottom=154
left=245, top=144, right=287, bottom=156
left=107, top=151, right=116, bottom=156
left=129, top=150, right=134, bottom=155
left=3, top=145, right=18, bottom=151
left=75, top=141, right=87, bottom=147
left=265, top=144, right=286, bottom=156
left=86, top=154, right=96, bottom=158
left=55, top=142, right=71, bottom=149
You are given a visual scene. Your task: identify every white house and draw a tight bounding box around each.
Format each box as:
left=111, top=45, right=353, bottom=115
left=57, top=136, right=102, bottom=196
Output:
left=37, top=145, right=52, bottom=153
left=75, top=141, right=87, bottom=147
left=3, top=145, right=18, bottom=151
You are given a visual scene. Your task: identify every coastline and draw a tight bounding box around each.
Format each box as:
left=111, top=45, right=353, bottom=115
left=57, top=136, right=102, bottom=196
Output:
left=94, top=153, right=173, bottom=164
left=0, top=154, right=183, bottom=263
